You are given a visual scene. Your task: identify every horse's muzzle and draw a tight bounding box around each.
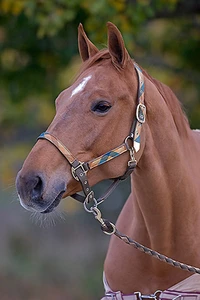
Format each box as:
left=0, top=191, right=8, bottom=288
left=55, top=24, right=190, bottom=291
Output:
left=16, top=170, right=66, bottom=213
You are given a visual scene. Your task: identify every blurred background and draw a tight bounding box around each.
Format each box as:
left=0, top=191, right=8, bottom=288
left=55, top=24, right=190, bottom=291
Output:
left=0, top=0, right=200, bottom=299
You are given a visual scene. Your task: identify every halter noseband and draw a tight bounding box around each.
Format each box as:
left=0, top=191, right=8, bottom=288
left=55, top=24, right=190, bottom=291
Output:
left=38, top=63, right=146, bottom=209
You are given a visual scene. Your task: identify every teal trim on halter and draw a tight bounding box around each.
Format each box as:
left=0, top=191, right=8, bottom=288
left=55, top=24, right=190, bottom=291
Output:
left=39, top=132, right=45, bottom=138
left=139, top=82, right=145, bottom=96
left=133, top=63, right=146, bottom=152
left=98, top=150, right=122, bottom=165
left=134, top=135, right=141, bottom=144
left=37, top=62, right=146, bottom=207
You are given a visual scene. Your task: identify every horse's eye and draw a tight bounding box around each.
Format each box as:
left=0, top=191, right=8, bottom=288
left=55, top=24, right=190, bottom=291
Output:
left=91, top=100, right=112, bottom=114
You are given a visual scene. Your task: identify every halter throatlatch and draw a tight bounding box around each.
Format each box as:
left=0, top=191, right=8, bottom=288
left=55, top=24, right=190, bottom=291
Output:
left=38, top=63, right=146, bottom=209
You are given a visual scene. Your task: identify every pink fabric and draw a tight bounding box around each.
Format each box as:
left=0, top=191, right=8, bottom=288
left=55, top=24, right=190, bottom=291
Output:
left=101, top=273, right=200, bottom=300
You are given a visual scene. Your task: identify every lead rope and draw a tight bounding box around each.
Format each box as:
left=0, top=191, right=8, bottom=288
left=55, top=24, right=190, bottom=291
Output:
left=86, top=205, right=200, bottom=275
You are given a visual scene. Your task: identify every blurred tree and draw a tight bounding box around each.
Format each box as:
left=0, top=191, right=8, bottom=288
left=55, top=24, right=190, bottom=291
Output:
left=0, top=3, right=199, bottom=298
left=0, top=0, right=199, bottom=184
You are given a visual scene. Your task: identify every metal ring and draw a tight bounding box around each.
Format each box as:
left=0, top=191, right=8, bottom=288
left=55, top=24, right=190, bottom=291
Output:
left=101, top=221, right=116, bottom=235
left=136, top=103, right=146, bottom=124
left=83, top=197, right=98, bottom=213
left=124, top=135, right=133, bottom=151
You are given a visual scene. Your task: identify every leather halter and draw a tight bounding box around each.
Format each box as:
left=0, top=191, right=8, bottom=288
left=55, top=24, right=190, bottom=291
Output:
left=38, top=63, right=146, bottom=208
left=37, top=63, right=200, bottom=277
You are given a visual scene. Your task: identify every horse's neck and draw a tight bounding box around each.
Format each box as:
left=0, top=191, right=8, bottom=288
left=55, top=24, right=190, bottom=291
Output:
left=104, top=76, right=200, bottom=294
left=127, top=125, right=200, bottom=290
left=132, top=128, right=200, bottom=252
left=133, top=76, right=200, bottom=242
left=131, top=77, right=200, bottom=279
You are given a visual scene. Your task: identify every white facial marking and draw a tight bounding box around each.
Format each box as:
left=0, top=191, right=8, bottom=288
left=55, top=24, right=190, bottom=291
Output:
left=71, top=75, right=92, bottom=98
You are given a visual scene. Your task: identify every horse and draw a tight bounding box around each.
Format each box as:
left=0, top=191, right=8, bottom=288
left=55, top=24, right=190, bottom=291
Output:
left=16, top=22, right=200, bottom=299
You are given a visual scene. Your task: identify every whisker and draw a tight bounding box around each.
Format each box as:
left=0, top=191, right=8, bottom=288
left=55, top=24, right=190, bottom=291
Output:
left=29, top=206, right=67, bottom=229
left=10, top=189, right=19, bottom=204
left=1, top=178, right=16, bottom=191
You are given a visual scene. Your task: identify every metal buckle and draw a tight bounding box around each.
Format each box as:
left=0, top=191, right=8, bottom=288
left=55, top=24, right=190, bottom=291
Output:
left=134, top=290, right=162, bottom=300
left=136, top=103, right=146, bottom=124
left=71, top=162, right=87, bottom=181
left=135, top=292, right=154, bottom=300
left=105, top=292, right=116, bottom=299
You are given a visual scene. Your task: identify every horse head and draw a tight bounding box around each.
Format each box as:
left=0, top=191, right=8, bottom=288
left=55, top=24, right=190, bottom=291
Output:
left=16, top=23, right=145, bottom=213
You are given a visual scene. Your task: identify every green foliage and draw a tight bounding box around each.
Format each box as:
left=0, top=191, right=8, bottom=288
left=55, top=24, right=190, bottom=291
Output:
left=0, top=0, right=200, bottom=185
left=0, top=2, right=199, bottom=298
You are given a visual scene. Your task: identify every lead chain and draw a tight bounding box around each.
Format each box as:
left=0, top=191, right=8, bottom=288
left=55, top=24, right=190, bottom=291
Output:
left=86, top=205, right=200, bottom=275
left=114, top=230, right=200, bottom=275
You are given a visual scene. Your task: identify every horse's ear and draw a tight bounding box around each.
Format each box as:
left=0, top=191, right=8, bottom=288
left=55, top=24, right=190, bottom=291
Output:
left=107, top=22, right=130, bottom=69
left=78, top=23, right=99, bottom=62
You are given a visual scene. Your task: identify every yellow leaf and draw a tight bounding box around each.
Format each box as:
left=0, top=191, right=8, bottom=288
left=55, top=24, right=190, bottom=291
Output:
left=0, top=0, right=25, bottom=15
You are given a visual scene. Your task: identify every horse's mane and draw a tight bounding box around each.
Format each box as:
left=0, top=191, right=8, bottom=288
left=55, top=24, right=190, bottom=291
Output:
left=77, top=49, right=190, bottom=137
left=77, top=49, right=111, bottom=78
left=141, top=67, right=190, bottom=137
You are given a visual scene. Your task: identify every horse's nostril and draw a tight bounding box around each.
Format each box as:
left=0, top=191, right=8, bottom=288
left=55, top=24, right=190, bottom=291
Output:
left=16, top=171, right=66, bottom=212
left=31, top=176, right=43, bottom=201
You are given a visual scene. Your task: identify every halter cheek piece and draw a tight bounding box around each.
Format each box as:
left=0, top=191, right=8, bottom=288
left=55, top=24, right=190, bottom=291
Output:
left=38, top=63, right=146, bottom=210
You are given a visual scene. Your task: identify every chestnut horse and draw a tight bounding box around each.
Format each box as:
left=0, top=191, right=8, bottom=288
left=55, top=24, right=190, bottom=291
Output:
left=16, top=23, right=200, bottom=298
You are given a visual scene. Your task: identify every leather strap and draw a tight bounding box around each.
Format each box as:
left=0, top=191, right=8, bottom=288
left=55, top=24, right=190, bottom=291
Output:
left=37, top=63, right=146, bottom=205
left=72, top=179, right=120, bottom=204
left=38, top=132, right=77, bottom=164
